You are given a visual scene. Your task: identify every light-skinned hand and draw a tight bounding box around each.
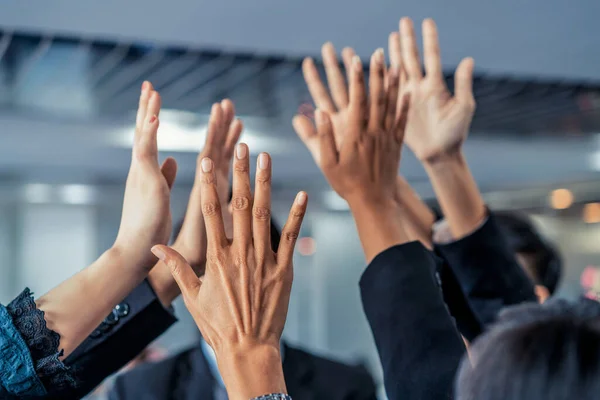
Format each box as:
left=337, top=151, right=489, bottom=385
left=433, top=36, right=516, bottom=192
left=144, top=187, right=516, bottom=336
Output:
left=113, top=81, right=177, bottom=269
left=390, top=18, right=476, bottom=163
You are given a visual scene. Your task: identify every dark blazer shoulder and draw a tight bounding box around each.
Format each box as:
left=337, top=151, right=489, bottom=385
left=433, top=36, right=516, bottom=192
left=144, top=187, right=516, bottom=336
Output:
left=284, top=345, right=377, bottom=399
left=111, top=347, right=197, bottom=399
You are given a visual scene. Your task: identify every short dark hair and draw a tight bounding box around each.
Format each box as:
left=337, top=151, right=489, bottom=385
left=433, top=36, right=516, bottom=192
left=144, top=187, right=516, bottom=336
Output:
left=495, top=211, right=562, bottom=294
left=456, top=298, right=600, bottom=400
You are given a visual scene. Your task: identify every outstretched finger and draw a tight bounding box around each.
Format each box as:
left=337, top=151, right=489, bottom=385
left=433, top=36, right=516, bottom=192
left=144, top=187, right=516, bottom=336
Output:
left=302, top=57, right=336, bottom=113
left=135, top=91, right=161, bottom=162
left=400, top=18, right=423, bottom=81
left=135, top=81, right=152, bottom=138
left=199, top=157, right=228, bottom=248
left=231, top=143, right=253, bottom=247
left=393, top=93, right=411, bottom=143
left=152, top=245, right=201, bottom=298
left=315, top=109, right=338, bottom=168
left=348, top=55, right=367, bottom=140
left=204, top=103, right=224, bottom=150
left=253, top=153, right=272, bottom=259
left=454, top=57, right=476, bottom=108
left=223, top=118, right=243, bottom=162
left=368, top=48, right=386, bottom=132
left=322, top=42, right=349, bottom=109
left=384, top=66, right=400, bottom=131
left=292, top=114, right=320, bottom=163
left=341, top=47, right=356, bottom=83
left=221, top=99, right=235, bottom=130
left=277, top=192, right=308, bottom=266
left=422, top=19, right=443, bottom=82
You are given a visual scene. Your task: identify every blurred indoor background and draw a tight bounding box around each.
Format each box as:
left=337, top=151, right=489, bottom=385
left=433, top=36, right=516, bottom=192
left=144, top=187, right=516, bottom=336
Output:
left=0, top=0, right=599, bottom=398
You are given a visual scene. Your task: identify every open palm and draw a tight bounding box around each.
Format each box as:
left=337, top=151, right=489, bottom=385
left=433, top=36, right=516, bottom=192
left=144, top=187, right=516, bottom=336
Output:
left=390, top=18, right=476, bottom=162
left=294, top=42, right=359, bottom=161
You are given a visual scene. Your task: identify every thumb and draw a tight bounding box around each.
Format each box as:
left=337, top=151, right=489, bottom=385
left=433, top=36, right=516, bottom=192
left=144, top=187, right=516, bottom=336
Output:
left=292, top=114, right=320, bottom=163
left=151, top=245, right=200, bottom=297
left=160, top=157, right=178, bottom=190
left=454, top=57, right=475, bottom=107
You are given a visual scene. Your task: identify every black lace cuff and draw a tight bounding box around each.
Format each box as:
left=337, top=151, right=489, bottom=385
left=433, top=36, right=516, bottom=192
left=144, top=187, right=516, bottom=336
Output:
left=7, top=288, right=76, bottom=393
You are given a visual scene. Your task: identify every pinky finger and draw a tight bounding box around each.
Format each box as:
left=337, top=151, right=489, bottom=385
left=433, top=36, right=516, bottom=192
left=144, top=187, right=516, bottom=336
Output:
left=277, top=192, right=308, bottom=266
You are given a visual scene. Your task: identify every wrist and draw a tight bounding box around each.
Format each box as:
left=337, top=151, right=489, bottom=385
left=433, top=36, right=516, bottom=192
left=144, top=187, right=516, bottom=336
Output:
left=216, top=341, right=286, bottom=400
left=104, top=246, right=148, bottom=279
left=421, top=149, right=465, bottom=171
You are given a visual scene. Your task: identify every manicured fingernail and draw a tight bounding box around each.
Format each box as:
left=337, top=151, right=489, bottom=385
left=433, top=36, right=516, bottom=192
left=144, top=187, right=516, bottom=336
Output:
left=236, top=143, right=247, bottom=159
left=258, top=153, right=269, bottom=169
left=353, top=55, right=362, bottom=71
left=211, top=103, right=220, bottom=114
left=201, top=157, right=213, bottom=172
left=141, top=81, right=148, bottom=92
left=149, top=114, right=157, bottom=124
left=151, top=246, right=166, bottom=261
left=296, top=192, right=307, bottom=206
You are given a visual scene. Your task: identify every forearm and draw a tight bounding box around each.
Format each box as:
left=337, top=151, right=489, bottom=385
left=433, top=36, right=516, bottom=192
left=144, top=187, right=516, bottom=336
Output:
left=423, top=151, right=486, bottom=239
left=348, top=197, right=410, bottom=264
left=35, top=247, right=147, bottom=358
left=217, top=343, right=287, bottom=400
left=395, top=176, right=435, bottom=249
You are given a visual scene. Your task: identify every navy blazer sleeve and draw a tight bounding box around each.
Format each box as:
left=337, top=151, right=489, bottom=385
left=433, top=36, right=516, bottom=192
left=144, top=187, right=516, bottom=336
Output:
left=60, top=279, right=177, bottom=399
left=360, top=242, right=466, bottom=400
left=435, top=215, right=537, bottom=328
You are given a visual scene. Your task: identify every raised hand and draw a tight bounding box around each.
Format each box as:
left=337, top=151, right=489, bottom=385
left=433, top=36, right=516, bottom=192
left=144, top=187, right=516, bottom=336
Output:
left=294, top=42, right=357, bottom=160
left=296, top=48, right=410, bottom=262
left=113, top=81, right=177, bottom=268
left=151, top=145, right=307, bottom=399
left=172, top=100, right=242, bottom=270
left=301, top=49, right=409, bottom=204
left=390, top=18, right=476, bottom=162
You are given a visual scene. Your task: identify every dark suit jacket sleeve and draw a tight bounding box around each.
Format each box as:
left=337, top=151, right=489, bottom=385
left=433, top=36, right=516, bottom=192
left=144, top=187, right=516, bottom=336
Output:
left=360, top=242, right=466, bottom=400
left=435, top=214, right=537, bottom=328
left=60, top=279, right=177, bottom=399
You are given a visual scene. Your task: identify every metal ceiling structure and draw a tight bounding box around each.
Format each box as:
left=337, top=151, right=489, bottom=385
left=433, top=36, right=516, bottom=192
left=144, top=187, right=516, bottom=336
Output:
left=1, top=29, right=599, bottom=136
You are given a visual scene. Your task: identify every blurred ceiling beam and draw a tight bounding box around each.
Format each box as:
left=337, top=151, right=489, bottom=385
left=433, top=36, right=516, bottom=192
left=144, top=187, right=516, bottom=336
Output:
left=0, top=31, right=13, bottom=62
left=185, top=59, right=268, bottom=111
left=103, top=51, right=202, bottom=114
left=13, top=35, right=53, bottom=90
left=159, top=55, right=234, bottom=105
left=88, top=43, right=131, bottom=86
left=97, top=49, right=166, bottom=103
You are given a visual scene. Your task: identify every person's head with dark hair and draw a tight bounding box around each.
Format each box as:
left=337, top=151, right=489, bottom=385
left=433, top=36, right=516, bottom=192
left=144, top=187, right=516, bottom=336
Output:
left=456, top=298, right=600, bottom=400
left=495, top=211, right=562, bottom=302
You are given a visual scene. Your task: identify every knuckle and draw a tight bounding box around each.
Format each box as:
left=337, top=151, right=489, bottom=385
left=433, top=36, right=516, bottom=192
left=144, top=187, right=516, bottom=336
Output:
left=253, top=206, right=271, bottom=220
left=202, top=201, right=221, bottom=217
left=284, top=230, right=299, bottom=242
left=234, top=162, right=249, bottom=173
left=232, top=196, right=250, bottom=211
left=256, top=173, right=271, bottom=185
